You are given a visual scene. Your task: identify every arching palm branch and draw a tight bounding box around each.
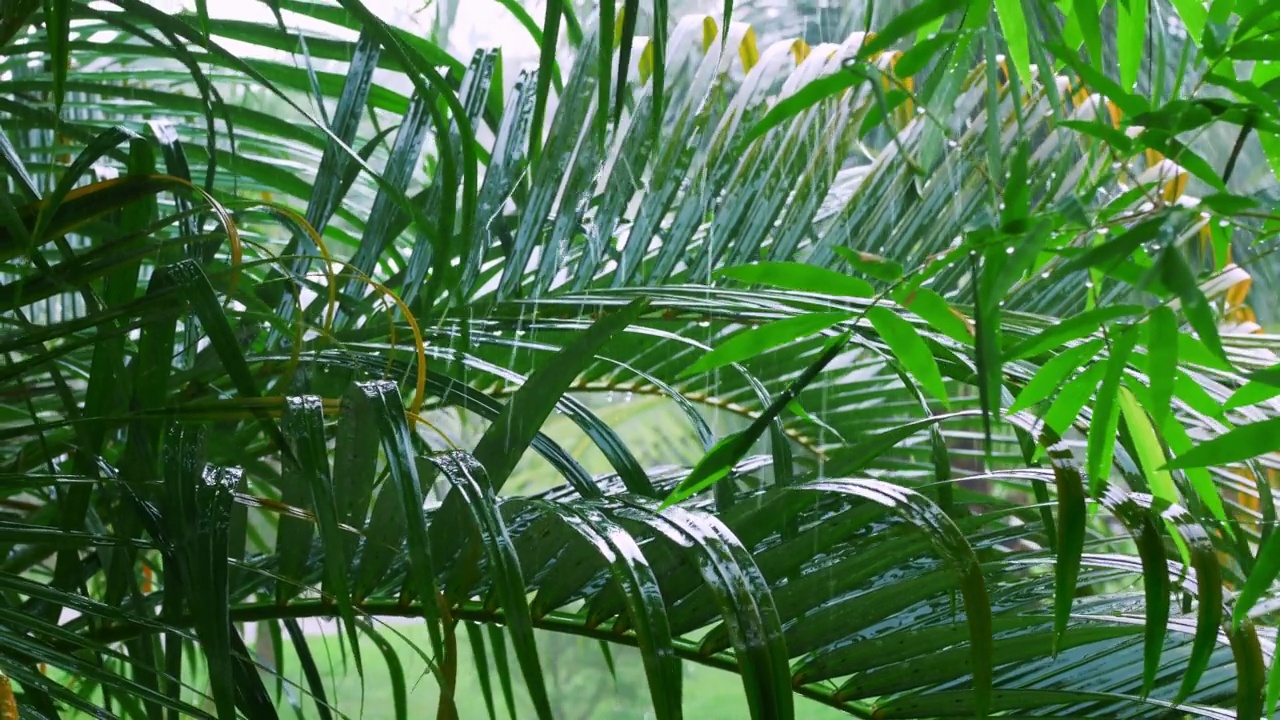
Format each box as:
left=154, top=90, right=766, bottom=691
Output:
left=1, top=1, right=1279, bottom=719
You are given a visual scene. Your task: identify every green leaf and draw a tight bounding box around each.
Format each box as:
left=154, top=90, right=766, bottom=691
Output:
left=620, top=501, right=793, bottom=720
left=1117, top=388, right=1177, bottom=504
left=1157, top=247, right=1227, bottom=364
left=1165, top=417, right=1280, bottom=469
left=994, top=0, right=1033, bottom=91
left=1231, top=523, right=1280, bottom=630
left=41, top=0, right=71, bottom=116
left=1267, top=632, right=1280, bottom=720
left=1056, top=215, right=1169, bottom=276
left=1170, top=0, right=1208, bottom=44
left=361, top=623, right=409, bottom=720
left=665, top=333, right=853, bottom=506
left=1178, top=544, right=1223, bottom=701
left=361, top=380, right=444, bottom=639
left=866, top=306, right=949, bottom=408
left=1073, top=0, right=1103, bottom=65
left=473, top=298, right=649, bottom=493
left=893, top=287, right=972, bottom=345
left=717, top=262, right=874, bottom=298
left=169, top=260, right=290, bottom=458
left=282, top=396, right=361, bottom=674
left=1225, top=379, right=1280, bottom=411
left=1230, top=622, right=1267, bottom=720
left=1042, top=361, right=1106, bottom=437
left=1097, top=490, right=1170, bottom=697
left=1087, top=326, right=1140, bottom=495
left=1041, top=431, right=1087, bottom=652
left=1008, top=339, right=1105, bottom=414
left=1144, top=307, right=1178, bottom=428
left=828, top=410, right=980, bottom=475
left=861, top=0, right=966, bottom=59
left=282, top=618, right=334, bottom=720
left=1050, top=40, right=1150, bottom=115
left=833, top=246, right=904, bottom=282
left=745, top=71, right=860, bottom=144
left=1005, top=305, right=1144, bottom=360
left=524, top=500, right=682, bottom=720
left=799, top=479, right=992, bottom=718
left=1117, top=0, right=1148, bottom=92
left=529, top=0, right=562, bottom=165
left=682, top=312, right=853, bottom=378
left=427, top=452, right=553, bottom=720
left=895, top=30, right=964, bottom=77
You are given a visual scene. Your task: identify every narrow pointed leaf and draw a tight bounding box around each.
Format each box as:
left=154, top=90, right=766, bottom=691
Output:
left=682, top=312, right=853, bottom=378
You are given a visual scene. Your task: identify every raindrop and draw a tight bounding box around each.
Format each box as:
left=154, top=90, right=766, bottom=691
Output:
left=1005, top=246, right=1015, bottom=254
left=697, top=320, right=711, bottom=328
left=1040, top=270, right=1051, bottom=278
left=1218, top=219, right=1230, bottom=228
left=998, top=202, right=1006, bottom=210
left=1096, top=227, right=1110, bottom=235
left=915, top=107, right=926, bottom=115
left=606, top=391, right=615, bottom=403
left=947, top=139, right=959, bottom=148
left=1111, top=161, right=1122, bottom=170
left=949, top=236, right=962, bottom=248
left=624, top=392, right=634, bottom=403
left=1084, top=280, right=1094, bottom=289
left=1200, top=211, right=1211, bottom=219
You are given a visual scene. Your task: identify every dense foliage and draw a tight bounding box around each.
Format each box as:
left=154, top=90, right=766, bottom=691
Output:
left=2, top=0, right=1280, bottom=718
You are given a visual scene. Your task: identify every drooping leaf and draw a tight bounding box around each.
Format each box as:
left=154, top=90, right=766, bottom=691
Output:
left=866, top=306, right=950, bottom=408
left=1087, top=325, right=1139, bottom=494
left=745, top=71, right=860, bottom=144
left=1163, top=417, right=1280, bottom=469
left=717, top=262, right=874, bottom=298
left=681, top=312, right=853, bottom=378
left=1144, top=307, right=1178, bottom=428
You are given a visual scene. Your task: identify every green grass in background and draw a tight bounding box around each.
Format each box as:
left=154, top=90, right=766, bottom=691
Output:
left=270, top=622, right=849, bottom=719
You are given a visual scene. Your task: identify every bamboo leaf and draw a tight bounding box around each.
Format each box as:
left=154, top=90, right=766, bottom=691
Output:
left=1087, top=326, right=1139, bottom=494
left=833, top=246, right=904, bottom=282
left=682, top=312, right=853, bottom=378
left=1144, top=307, right=1178, bottom=428
left=1005, top=306, right=1144, bottom=360
left=1117, top=0, right=1148, bottom=92
left=1074, top=0, right=1103, bottom=65
left=861, top=0, right=966, bottom=59
left=745, top=71, right=860, bottom=144
left=717, top=262, right=874, bottom=298
left=994, top=0, right=1033, bottom=90
left=1008, top=339, right=1104, bottom=414
left=1163, top=417, right=1280, bottom=469
left=1232, top=526, right=1280, bottom=630
left=867, top=306, right=950, bottom=408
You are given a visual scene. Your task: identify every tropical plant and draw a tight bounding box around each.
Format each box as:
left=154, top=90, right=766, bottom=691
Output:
left=2, top=0, right=1280, bottom=719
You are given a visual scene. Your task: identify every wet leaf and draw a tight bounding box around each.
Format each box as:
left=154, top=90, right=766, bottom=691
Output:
left=867, top=306, right=950, bottom=407
left=1163, top=417, right=1280, bottom=469
left=717, top=262, right=873, bottom=298
left=681, top=312, right=853, bottom=378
